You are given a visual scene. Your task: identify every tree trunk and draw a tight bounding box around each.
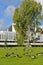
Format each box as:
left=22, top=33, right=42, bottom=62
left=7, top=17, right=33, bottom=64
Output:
left=26, top=26, right=30, bottom=47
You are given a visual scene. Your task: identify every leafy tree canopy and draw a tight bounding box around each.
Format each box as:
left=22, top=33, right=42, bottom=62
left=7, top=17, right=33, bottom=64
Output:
left=13, top=0, right=42, bottom=45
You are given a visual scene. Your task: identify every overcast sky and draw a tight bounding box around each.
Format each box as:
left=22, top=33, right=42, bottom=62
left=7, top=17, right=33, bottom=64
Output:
left=0, top=0, right=43, bottom=30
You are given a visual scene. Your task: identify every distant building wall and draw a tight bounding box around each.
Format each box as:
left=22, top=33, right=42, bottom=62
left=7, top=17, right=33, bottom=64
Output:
left=0, top=31, right=16, bottom=41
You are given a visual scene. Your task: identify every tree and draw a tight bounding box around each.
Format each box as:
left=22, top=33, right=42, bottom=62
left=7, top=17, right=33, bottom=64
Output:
left=13, top=0, right=42, bottom=46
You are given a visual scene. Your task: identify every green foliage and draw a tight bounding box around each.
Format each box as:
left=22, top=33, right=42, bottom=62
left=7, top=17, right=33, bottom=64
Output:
left=13, top=0, right=42, bottom=45
left=16, top=33, right=24, bottom=45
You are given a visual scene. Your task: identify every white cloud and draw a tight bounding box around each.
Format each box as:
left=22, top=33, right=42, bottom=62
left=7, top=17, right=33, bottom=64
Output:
left=0, top=5, right=15, bottom=31
left=35, top=0, right=43, bottom=14
left=0, top=19, right=6, bottom=30
left=4, top=5, right=15, bottom=18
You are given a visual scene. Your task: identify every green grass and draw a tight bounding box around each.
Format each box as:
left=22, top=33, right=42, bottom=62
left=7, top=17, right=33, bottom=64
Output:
left=0, top=47, right=43, bottom=65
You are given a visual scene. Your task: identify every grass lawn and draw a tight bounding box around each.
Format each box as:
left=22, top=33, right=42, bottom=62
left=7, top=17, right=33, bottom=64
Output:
left=0, top=47, right=43, bottom=65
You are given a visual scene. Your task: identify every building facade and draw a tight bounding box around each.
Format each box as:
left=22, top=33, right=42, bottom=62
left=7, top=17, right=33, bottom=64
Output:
left=0, top=23, right=16, bottom=41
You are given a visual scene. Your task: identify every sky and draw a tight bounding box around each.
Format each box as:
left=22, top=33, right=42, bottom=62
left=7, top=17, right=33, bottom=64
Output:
left=0, top=0, right=22, bottom=30
left=0, top=0, right=43, bottom=30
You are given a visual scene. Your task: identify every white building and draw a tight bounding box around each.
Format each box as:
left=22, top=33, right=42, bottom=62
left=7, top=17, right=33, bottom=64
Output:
left=0, top=23, right=16, bottom=41
left=0, top=23, right=43, bottom=46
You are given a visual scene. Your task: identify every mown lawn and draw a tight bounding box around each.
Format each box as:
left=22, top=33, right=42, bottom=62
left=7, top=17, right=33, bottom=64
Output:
left=0, top=47, right=43, bottom=65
